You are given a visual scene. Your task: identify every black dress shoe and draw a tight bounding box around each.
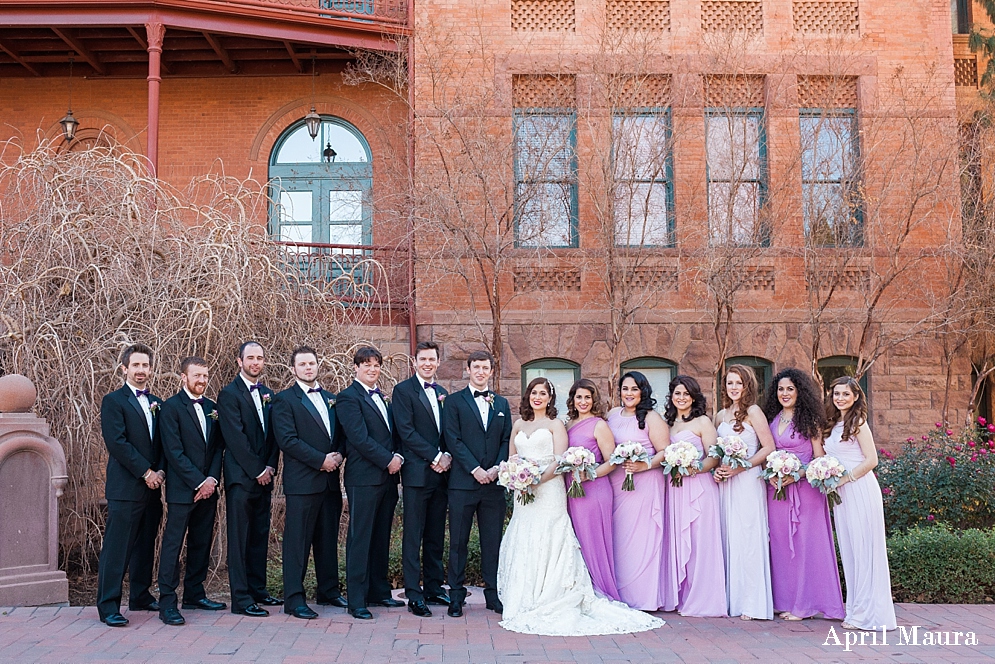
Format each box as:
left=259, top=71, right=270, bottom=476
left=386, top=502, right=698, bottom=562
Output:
left=182, top=598, right=227, bottom=611
left=287, top=606, right=319, bottom=620
left=159, top=608, right=185, bottom=626
left=128, top=600, right=159, bottom=612
left=317, top=596, right=348, bottom=608
left=485, top=599, right=504, bottom=614
left=232, top=604, right=269, bottom=617
left=447, top=603, right=463, bottom=618
left=425, top=594, right=451, bottom=606
left=256, top=595, right=282, bottom=606
left=101, top=613, right=129, bottom=627
left=350, top=608, right=374, bottom=620
left=370, top=598, right=404, bottom=608
left=407, top=600, right=432, bottom=617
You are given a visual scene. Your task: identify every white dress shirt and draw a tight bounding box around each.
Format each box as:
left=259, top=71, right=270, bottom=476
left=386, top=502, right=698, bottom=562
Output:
left=355, top=379, right=390, bottom=431
left=183, top=387, right=216, bottom=490
left=299, top=380, right=330, bottom=435
left=127, top=382, right=154, bottom=437
left=241, top=374, right=266, bottom=433
left=474, top=389, right=490, bottom=432
left=419, top=374, right=446, bottom=465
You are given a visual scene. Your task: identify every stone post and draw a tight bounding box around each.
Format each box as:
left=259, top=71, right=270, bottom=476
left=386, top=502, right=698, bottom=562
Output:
left=0, top=374, right=69, bottom=606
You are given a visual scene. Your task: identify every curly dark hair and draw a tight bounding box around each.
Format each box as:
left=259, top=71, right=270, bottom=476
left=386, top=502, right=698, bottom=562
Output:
left=722, top=364, right=758, bottom=433
left=824, top=376, right=867, bottom=442
left=664, top=375, right=708, bottom=426
left=762, top=367, right=825, bottom=441
left=519, top=376, right=558, bottom=421
left=566, top=378, right=608, bottom=421
left=618, top=371, right=656, bottom=430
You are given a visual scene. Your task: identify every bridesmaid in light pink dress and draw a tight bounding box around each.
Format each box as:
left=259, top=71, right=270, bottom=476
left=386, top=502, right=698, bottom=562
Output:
left=663, top=375, right=727, bottom=617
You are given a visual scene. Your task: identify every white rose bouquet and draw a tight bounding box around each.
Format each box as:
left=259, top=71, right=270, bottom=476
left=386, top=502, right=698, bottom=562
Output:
left=609, top=442, right=650, bottom=491
left=762, top=450, right=804, bottom=501
left=555, top=447, right=598, bottom=498
left=662, top=440, right=703, bottom=488
left=497, top=455, right=543, bottom=505
left=805, top=455, right=847, bottom=507
left=707, top=435, right=753, bottom=479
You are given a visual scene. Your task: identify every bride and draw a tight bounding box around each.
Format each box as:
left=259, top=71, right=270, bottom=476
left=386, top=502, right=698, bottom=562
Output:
left=496, top=377, right=664, bottom=636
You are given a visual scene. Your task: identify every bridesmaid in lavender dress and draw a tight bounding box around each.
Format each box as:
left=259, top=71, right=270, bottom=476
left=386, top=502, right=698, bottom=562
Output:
left=823, top=377, right=896, bottom=631
left=565, top=379, right=621, bottom=601
left=663, top=375, right=727, bottom=617
left=607, top=371, right=673, bottom=611
left=761, top=368, right=844, bottom=622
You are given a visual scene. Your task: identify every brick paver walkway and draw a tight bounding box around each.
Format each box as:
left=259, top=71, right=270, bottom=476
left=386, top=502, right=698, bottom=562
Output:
left=2, top=591, right=993, bottom=663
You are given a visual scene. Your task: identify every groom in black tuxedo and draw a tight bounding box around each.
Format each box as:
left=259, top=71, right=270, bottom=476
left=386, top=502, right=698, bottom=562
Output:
left=393, top=341, right=451, bottom=617
left=96, top=344, right=165, bottom=627
left=443, top=350, right=511, bottom=617
left=271, top=346, right=345, bottom=619
left=337, top=345, right=404, bottom=620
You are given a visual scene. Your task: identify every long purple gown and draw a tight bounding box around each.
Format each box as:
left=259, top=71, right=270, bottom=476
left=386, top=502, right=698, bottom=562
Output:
left=607, top=410, right=672, bottom=611
left=565, top=417, right=622, bottom=601
left=664, top=430, right=727, bottom=617
left=767, top=413, right=845, bottom=619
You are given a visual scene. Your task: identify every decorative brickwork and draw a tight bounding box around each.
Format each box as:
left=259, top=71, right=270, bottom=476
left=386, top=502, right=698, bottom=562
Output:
left=512, top=74, right=577, bottom=108
left=606, top=0, right=671, bottom=31
left=702, top=1, right=763, bottom=33
left=614, top=74, right=672, bottom=108
left=806, top=266, right=869, bottom=290
left=797, top=75, right=858, bottom=108
left=955, top=57, right=979, bottom=87
left=628, top=266, right=678, bottom=290
left=512, top=0, right=576, bottom=31
left=742, top=266, right=775, bottom=290
left=514, top=267, right=582, bottom=292
left=792, top=1, right=859, bottom=34
left=704, top=74, right=765, bottom=107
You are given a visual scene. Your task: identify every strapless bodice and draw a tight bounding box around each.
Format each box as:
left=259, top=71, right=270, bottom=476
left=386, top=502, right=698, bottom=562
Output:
left=515, top=428, right=555, bottom=464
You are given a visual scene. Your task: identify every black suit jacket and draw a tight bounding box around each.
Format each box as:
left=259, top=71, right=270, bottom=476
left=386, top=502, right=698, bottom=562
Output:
left=443, top=387, right=512, bottom=491
left=394, top=375, right=448, bottom=488
left=337, top=381, right=399, bottom=488
left=272, top=383, right=341, bottom=496
left=100, top=385, right=164, bottom=501
left=218, top=377, right=279, bottom=492
left=159, top=390, right=223, bottom=505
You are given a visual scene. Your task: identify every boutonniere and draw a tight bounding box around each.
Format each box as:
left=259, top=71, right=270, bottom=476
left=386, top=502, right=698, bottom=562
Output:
left=207, top=409, right=219, bottom=421
left=438, top=393, right=446, bottom=404
left=149, top=401, right=161, bottom=415
left=383, top=395, right=391, bottom=406
left=261, top=393, right=272, bottom=406
left=327, top=397, right=336, bottom=409
left=483, top=393, right=495, bottom=406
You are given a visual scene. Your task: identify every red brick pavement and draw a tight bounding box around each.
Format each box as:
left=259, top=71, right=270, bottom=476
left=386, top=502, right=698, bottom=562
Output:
left=1, top=591, right=993, bottom=663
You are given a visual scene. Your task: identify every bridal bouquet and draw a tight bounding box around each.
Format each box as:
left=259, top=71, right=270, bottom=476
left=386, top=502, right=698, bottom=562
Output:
left=609, top=442, right=650, bottom=491
left=497, top=455, right=543, bottom=505
left=555, top=447, right=598, bottom=498
left=762, top=450, right=804, bottom=501
left=806, top=455, right=847, bottom=507
left=662, top=440, right=702, bottom=488
left=707, top=435, right=753, bottom=477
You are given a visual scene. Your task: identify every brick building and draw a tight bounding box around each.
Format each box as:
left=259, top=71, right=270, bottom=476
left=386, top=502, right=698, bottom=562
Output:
left=0, top=0, right=991, bottom=442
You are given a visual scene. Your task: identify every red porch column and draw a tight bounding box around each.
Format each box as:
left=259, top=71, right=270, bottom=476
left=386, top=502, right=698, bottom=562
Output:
left=145, top=21, right=164, bottom=177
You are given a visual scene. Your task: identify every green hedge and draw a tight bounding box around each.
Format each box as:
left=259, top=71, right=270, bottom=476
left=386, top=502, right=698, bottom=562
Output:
left=888, top=525, right=995, bottom=603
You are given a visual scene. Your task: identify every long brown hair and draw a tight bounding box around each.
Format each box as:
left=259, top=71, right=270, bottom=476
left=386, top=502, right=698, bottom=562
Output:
left=722, top=364, right=758, bottom=433
left=824, top=376, right=867, bottom=441
left=566, top=378, right=607, bottom=421
left=519, top=377, right=558, bottom=421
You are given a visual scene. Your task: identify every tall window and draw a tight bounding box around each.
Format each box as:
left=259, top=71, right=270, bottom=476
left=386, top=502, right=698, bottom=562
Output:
left=724, top=356, right=773, bottom=407
left=817, top=355, right=869, bottom=400
left=613, top=112, right=674, bottom=246
left=952, top=0, right=971, bottom=33
left=514, top=111, right=578, bottom=247
left=706, top=111, right=767, bottom=245
left=269, top=117, right=372, bottom=246
left=800, top=110, right=862, bottom=246
left=522, top=358, right=580, bottom=419
left=620, top=357, right=677, bottom=414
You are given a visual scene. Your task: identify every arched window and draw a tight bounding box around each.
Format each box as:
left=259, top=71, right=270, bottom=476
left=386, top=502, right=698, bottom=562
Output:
left=269, top=117, right=372, bottom=246
left=620, top=357, right=677, bottom=414
left=818, top=355, right=869, bottom=401
left=522, top=358, right=580, bottom=419
left=724, top=356, right=774, bottom=407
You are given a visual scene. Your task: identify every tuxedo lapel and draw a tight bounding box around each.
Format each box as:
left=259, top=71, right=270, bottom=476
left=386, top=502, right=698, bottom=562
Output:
left=205, top=404, right=215, bottom=446
left=486, top=399, right=495, bottom=430
left=461, top=388, right=485, bottom=432
left=185, top=396, right=207, bottom=442
left=416, top=381, right=438, bottom=427
left=298, top=385, right=328, bottom=435
left=125, top=389, right=152, bottom=442
left=238, top=380, right=264, bottom=433
left=359, top=382, right=389, bottom=427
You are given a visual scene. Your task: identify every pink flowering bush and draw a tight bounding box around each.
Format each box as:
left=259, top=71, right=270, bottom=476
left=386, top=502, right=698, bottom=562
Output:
left=877, top=418, right=995, bottom=533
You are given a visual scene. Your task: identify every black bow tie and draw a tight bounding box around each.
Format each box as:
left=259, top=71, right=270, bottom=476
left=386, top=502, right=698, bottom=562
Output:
left=424, top=382, right=438, bottom=390
left=191, top=397, right=205, bottom=405
left=473, top=390, right=489, bottom=399
left=307, top=387, right=322, bottom=394
left=248, top=383, right=262, bottom=392
left=135, top=388, right=150, bottom=397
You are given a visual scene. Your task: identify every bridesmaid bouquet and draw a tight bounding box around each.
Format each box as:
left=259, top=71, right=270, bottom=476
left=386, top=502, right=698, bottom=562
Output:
left=762, top=450, right=804, bottom=501
left=707, top=435, right=753, bottom=477
left=662, top=440, right=703, bottom=488
left=555, top=447, right=598, bottom=498
left=805, top=455, right=847, bottom=507
left=609, top=442, right=650, bottom=491
left=497, top=455, right=543, bottom=505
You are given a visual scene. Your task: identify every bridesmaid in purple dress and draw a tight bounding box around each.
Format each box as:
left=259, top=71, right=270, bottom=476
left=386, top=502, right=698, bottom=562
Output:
left=663, top=375, right=727, bottom=617
left=762, top=368, right=844, bottom=621
left=607, top=371, right=673, bottom=611
left=565, top=379, right=621, bottom=601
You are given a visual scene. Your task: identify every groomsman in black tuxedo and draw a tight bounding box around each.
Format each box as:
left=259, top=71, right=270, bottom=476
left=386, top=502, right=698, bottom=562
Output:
left=337, top=346, right=404, bottom=620
left=443, top=350, right=511, bottom=617
left=218, top=341, right=282, bottom=617
left=96, top=344, right=164, bottom=627
left=156, top=356, right=227, bottom=626
left=272, top=346, right=345, bottom=619
left=393, top=341, right=451, bottom=617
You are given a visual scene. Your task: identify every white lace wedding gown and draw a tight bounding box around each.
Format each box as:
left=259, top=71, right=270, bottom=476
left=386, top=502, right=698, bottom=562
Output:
left=497, top=428, right=665, bottom=636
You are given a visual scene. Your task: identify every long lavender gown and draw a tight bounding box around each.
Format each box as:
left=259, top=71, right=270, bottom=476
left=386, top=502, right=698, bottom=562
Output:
left=566, top=417, right=622, bottom=601
left=607, top=410, right=672, bottom=611
left=767, top=413, right=845, bottom=619
left=664, top=430, right=727, bottom=617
